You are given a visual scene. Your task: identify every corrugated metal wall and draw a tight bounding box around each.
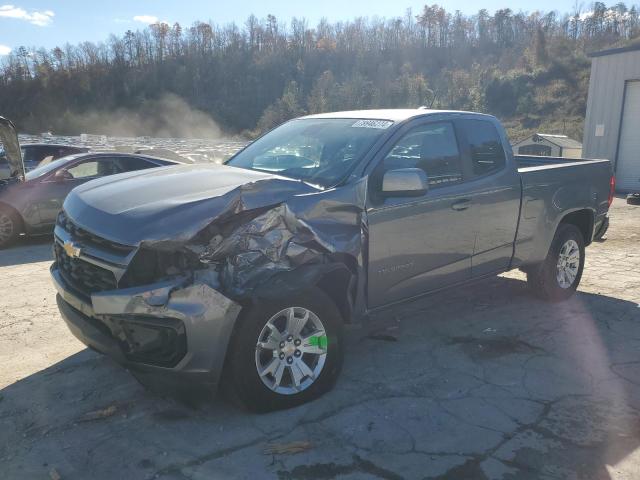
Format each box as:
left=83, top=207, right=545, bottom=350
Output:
left=583, top=50, right=640, bottom=169
left=615, top=81, right=640, bottom=191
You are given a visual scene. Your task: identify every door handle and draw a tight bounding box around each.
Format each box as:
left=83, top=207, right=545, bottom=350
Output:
left=451, top=199, right=471, bottom=211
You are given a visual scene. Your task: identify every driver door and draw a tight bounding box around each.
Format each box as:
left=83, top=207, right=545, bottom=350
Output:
left=366, top=120, right=476, bottom=308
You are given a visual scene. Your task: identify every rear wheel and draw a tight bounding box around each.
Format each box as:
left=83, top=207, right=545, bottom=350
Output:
left=225, top=288, right=344, bottom=412
left=527, top=224, right=585, bottom=301
left=0, top=207, right=19, bottom=248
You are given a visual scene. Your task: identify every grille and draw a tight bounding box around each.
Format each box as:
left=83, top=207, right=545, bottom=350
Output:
left=54, top=243, right=117, bottom=297
left=57, top=212, right=134, bottom=256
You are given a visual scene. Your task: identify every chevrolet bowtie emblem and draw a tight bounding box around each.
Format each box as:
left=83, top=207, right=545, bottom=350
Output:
left=63, top=240, right=82, bottom=258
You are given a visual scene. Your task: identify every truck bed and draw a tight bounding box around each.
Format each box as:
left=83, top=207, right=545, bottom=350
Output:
left=511, top=154, right=612, bottom=268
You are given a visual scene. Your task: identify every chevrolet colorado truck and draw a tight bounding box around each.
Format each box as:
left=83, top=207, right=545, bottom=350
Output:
left=51, top=109, right=614, bottom=411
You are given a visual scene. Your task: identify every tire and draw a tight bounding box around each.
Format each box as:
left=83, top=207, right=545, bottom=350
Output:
left=593, top=216, right=609, bottom=241
left=225, top=288, right=344, bottom=412
left=527, top=224, right=585, bottom=301
left=0, top=206, right=19, bottom=249
left=627, top=194, right=640, bottom=206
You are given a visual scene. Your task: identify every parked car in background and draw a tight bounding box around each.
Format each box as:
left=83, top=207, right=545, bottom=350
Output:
left=0, top=143, right=89, bottom=179
left=0, top=152, right=178, bottom=247
left=50, top=109, right=614, bottom=411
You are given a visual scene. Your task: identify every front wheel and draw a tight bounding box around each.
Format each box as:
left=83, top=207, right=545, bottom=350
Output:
left=225, top=288, right=344, bottom=412
left=527, top=224, right=585, bottom=301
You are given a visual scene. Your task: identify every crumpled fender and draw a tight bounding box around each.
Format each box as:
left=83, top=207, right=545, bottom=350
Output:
left=128, top=175, right=370, bottom=321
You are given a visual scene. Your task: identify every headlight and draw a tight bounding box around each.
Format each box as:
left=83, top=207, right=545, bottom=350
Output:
left=120, top=247, right=203, bottom=288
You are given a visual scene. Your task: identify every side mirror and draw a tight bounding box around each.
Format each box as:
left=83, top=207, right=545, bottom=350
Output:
left=53, top=169, right=73, bottom=182
left=382, top=168, right=429, bottom=196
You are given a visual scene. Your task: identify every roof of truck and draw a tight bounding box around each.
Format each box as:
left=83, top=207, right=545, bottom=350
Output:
left=302, top=108, right=492, bottom=122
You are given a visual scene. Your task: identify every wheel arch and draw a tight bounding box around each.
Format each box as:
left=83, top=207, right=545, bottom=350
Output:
left=248, top=255, right=359, bottom=324
left=315, top=259, right=358, bottom=324
left=0, top=200, right=25, bottom=234
left=557, top=208, right=594, bottom=246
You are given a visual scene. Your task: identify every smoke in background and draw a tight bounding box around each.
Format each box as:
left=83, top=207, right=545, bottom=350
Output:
left=59, top=94, right=223, bottom=139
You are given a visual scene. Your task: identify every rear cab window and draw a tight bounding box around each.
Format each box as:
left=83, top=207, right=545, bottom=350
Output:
left=458, top=119, right=506, bottom=177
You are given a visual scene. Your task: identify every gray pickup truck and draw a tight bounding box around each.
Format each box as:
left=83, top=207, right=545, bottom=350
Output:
left=51, top=109, right=614, bottom=411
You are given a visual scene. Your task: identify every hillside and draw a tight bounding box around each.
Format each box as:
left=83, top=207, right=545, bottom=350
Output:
left=1, top=2, right=639, bottom=143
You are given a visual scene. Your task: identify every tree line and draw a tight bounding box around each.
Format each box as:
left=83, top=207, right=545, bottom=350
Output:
left=1, top=2, right=639, bottom=141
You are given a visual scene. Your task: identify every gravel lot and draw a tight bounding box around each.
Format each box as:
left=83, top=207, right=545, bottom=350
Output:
left=1, top=197, right=639, bottom=479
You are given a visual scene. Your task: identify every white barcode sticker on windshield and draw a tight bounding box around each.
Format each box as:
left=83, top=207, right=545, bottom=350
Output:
left=351, top=119, right=393, bottom=129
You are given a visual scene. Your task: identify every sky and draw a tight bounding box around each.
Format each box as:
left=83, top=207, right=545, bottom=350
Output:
left=0, top=0, right=588, bottom=55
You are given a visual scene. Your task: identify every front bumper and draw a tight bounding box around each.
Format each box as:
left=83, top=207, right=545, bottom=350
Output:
left=51, top=264, right=242, bottom=394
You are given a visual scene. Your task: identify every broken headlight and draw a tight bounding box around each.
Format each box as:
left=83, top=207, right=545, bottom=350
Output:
left=120, top=247, right=203, bottom=288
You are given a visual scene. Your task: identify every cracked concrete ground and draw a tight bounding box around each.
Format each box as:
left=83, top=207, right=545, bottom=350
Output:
left=1, top=197, right=639, bottom=480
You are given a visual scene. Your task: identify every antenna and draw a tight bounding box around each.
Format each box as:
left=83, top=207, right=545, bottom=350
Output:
left=418, top=90, right=439, bottom=109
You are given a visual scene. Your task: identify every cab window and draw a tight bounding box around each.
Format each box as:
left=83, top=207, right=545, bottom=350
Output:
left=21, top=146, right=43, bottom=162
left=66, top=158, right=120, bottom=179
left=383, top=122, right=462, bottom=188
left=116, top=157, right=157, bottom=172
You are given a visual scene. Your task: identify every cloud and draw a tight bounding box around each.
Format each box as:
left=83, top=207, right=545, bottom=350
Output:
left=0, top=4, right=54, bottom=26
left=0, top=44, right=10, bottom=55
left=133, top=14, right=158, bottom=24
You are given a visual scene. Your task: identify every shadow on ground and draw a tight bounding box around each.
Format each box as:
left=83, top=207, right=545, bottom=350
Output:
left=2, top=276, right=640, bottom=479
left=0, top=234, right=53, bottom=267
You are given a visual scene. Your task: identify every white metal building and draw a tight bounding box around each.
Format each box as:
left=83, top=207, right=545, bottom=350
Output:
left=512, top=133, right=582, bottom=158
left=583, top=45, right=640, bottom=192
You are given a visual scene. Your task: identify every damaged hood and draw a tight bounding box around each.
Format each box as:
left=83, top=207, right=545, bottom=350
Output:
left=63, top=160, right=369, bottom=313
left=0, top=116, right=24, bottom=179
left=64, top=163, right=320, bottom=246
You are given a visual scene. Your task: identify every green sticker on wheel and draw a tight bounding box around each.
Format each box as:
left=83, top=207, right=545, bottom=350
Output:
left=308, top=335, right=328, bottom=349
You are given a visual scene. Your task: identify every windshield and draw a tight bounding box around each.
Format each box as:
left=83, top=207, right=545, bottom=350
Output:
left=227, top=118, right=393, bottom=187
left=24, top=157, right=71, bottom=181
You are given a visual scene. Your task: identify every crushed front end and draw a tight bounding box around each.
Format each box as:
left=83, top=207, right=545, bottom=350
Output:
left=51, top=211, right=241, bottom=394
left=51, top=166, right=367, bottom=397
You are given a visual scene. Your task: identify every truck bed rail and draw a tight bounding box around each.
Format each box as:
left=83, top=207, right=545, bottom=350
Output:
left=515, top=154, right=610, bottom=171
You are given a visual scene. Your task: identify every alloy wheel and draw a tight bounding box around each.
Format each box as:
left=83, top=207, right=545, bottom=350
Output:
left=255, top=306, right=328, bottom=395
left=556, top=239, right=580, bottom=289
